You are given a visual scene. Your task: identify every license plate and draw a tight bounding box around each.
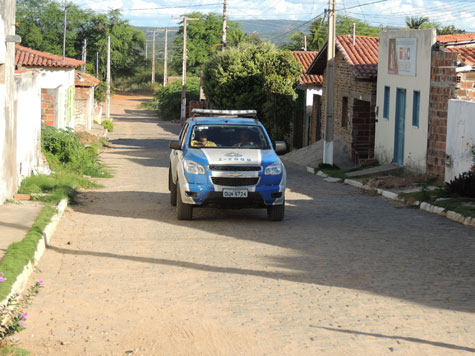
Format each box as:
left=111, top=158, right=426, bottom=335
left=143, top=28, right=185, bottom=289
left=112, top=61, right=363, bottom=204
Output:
left=223, top=189, right=248, bottom=198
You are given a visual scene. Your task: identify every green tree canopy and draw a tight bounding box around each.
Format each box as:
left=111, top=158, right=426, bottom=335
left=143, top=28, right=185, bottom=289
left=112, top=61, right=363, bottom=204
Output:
left=405, top=16, right=465, bottom=35
left=171, top=12, right=245, bottom=75
left=202, top=42, right=301, bottom=139
left=16, top=0, right=145, bottom=79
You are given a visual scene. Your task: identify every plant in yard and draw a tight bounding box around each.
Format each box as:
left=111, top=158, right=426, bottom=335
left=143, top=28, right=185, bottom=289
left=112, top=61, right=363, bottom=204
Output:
left=0, top=279, right=43, bottom=342
left=101, top=120, right=114, bottom=132
left=446, top=146, right=475, bottom=198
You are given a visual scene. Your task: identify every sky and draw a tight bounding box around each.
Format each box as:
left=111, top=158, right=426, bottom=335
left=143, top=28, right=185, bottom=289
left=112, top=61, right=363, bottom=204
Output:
left=72, top=0, right=475, bottom=32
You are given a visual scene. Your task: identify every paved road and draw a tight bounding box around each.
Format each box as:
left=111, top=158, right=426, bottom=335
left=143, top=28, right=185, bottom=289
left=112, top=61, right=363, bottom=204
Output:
left=20, top=94, right=475, bottom=355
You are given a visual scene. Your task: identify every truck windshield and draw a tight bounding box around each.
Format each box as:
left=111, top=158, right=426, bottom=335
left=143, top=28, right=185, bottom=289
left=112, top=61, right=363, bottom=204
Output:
left=189, top=125, right=270, bottom=149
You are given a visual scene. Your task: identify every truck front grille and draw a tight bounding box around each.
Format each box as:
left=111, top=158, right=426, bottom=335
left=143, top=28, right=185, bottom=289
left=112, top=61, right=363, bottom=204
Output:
left=211, top=177, right=259, bottom=186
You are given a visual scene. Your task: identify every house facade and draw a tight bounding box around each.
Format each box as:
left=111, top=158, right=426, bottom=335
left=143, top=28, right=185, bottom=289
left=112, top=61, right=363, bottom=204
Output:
left=15, top=45, right=83, bottom=130
left=0, top=0, right=17, bottom=204
left=307, top=35, right=379, bottom=162
left=75, top=71, right=100, bottom=131
left=375, top=30, right=475, bottom=178
left=290, top=51, right=323, bottom=149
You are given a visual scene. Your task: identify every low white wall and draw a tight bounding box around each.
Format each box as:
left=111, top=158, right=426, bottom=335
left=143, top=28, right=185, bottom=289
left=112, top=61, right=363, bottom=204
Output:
left=445, top=99, right=475, bottom=182
left=15, top=70, right=41, bottom=180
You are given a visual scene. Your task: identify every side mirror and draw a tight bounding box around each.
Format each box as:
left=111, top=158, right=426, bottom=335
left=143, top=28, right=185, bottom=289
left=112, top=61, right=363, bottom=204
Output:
left=274, top=141, right=287, bottom=154
left=169, top=140, right=181, bottom=150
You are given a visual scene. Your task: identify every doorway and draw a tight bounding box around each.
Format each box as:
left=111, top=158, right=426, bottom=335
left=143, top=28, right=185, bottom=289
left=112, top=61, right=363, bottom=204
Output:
left=393, top=88, right=406, bottom=165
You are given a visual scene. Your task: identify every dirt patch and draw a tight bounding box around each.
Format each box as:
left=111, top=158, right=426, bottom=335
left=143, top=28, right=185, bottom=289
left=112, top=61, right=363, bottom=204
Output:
left=76, top=131, right=101, bottom=145
left=363, top=174, right=438, bottom=190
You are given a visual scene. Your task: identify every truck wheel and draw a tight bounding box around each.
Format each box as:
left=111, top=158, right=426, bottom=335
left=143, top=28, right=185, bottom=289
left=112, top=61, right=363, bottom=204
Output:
left=267, top=201, right=285, bottom=221
left=169, top=168, right=177, bottom=206
left=176, top=184, right=193, bottom=220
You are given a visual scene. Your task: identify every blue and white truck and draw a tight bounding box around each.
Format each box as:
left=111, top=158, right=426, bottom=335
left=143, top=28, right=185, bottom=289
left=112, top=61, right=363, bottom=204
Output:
left=168, top=109, right=287, bottom=221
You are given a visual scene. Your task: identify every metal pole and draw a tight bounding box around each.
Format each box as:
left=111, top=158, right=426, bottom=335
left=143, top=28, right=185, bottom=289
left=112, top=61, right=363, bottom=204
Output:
left=106, top=35, right=111, bottom=119
left=222, top=0, right=227, bottom=51
left=304, top=35, right=307, bottom=51
left=152, top=30, right=156, bottom=83
left=96, top=52, right=99, bottom=76
left=145, top=40, right=148, bottom=59
left=323, top=0, right=336, bottom=165
left=163, top=29, right=168, bottom=86
left=81, top=39, right=87, bottom=72
left=353, top=23, right=356, bottom=46
left=62, top=1, right=67, bottom=59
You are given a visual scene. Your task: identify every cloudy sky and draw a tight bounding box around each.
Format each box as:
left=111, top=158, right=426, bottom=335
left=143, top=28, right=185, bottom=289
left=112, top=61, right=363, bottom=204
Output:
left=72, top=0, right=475, bottom=32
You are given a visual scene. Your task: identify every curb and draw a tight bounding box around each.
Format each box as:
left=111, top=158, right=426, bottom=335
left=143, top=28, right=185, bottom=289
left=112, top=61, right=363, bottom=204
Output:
left=343, top=178, right=475, bottom=228
left=0, top=198, right=68, bottom=307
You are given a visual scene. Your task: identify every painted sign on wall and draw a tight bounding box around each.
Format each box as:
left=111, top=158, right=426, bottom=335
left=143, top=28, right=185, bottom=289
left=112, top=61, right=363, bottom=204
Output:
left=388, top=38, right=417, bottom=76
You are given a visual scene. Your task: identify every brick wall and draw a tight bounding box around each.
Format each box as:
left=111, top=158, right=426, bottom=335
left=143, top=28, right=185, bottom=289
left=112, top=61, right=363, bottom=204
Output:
left=41, top=88, right=56, bottom=127
left=320, top=52, right=377, bottom=162
left=456, top=71, right=475, bottom=101
left=427, top=51, right=458, bottom=178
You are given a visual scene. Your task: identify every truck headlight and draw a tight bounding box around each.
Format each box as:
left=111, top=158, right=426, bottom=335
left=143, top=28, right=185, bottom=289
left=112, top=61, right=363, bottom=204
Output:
left=265, top=161, right=283, bottom=175
left=184, top=160, right=205, bottom=175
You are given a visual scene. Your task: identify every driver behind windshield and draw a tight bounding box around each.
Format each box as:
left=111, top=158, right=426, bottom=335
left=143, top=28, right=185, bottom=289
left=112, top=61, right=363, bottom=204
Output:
left=233, top=129, right=255, bottom=148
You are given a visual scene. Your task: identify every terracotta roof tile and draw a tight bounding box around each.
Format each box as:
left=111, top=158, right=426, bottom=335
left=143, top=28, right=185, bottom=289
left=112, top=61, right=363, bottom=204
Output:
left=437, top=33, right=475, bottom=44
left=307, top=35, right=379, bottom=79
left=336, top=35, right=379, bottom=78
left=445, top=47, right=475, bottom=66
left=15, top=45, right=84, bottom=68
left=75, top=71, right=100, bottom=87
left=291, top=51, right=323, bottom=85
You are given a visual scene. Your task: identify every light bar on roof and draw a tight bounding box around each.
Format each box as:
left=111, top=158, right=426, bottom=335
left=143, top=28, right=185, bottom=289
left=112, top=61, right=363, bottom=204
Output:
left=192, top=109, right=257, bottom=117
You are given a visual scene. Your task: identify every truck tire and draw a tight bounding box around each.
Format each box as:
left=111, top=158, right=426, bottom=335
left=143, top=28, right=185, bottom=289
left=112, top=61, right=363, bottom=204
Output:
left=267, top=201, right=285, bottom=221
left=176, top=184, right=193, bottom=220
left=169, top=168, right=177, bottom=206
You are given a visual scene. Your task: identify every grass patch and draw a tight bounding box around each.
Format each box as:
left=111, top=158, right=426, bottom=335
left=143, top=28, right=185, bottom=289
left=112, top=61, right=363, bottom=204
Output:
left=317, top=163, right=348, bottom=180
left=18, top=172, right=100, bottom=204
left=138, top=101, right=157, bottom=110
left=0, top=205, right=55, bottom=302
left=399, top=187, right=475, bottom=218
left=0, top=345, right=29, bottom=356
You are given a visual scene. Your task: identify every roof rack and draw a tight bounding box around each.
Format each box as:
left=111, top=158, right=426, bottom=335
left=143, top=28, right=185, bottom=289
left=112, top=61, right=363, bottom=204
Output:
left=191, top=109, right=257, bottom=118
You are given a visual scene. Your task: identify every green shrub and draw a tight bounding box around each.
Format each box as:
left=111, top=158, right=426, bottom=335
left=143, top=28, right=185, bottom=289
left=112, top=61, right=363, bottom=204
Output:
left=155, top=77, right=200, bottom=121
left=101, top=120, right=114, bottom=132
left=41, top=126, right=109, bottom=177
left=446, top=171, right=475, bottom=198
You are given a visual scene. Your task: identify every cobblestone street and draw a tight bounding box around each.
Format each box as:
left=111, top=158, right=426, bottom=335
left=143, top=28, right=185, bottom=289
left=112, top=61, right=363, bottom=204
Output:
left=19, top=95, right=475, bottom=355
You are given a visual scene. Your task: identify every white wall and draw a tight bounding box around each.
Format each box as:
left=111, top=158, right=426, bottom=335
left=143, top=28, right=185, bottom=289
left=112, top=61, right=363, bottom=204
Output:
left=33, top=67, right=76, bottom=129
left=0, top=0, right=17, bottom=204
left=445, top=99, right=475, bottom=182
left=15, top=70, right=41, bottom=181
left=303, top=87, right=322, bottom=146
left=375, top=29, right=436, bottom=172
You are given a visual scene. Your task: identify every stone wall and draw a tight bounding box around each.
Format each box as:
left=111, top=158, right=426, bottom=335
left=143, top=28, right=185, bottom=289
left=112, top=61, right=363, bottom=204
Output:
left=320, top=52, right=376, bottom=162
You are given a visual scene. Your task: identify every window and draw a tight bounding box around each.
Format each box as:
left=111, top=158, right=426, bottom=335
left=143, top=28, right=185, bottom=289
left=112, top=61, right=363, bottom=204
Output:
left=383, top=86, right=390, bottom=119
left=342, top=97, right=348, bottom=127
left=412, top=90, right=420, bottom=127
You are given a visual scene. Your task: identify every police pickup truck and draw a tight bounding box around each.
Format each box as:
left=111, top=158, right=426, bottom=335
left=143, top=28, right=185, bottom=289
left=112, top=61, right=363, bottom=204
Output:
left=168, top=109, right=287, bottom=221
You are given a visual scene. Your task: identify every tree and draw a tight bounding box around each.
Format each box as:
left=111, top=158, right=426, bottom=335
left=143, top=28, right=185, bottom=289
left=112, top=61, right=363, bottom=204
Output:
left=16, top=0, right=145, bottom=79
left=280, top=31, right=306, bottom=51
left=202, top=42, right=301, bottom=139
left=171, top=12, right=245, bottom=75
left=405, top=16, right=430, bottom=29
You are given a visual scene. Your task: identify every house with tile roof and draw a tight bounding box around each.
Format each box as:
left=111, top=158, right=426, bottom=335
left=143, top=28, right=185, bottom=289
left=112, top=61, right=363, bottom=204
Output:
left=374, top=30, right=475, bottom=179
left=0, top=0, right=18, bottom=204
left=75, top=71, right=101, bottom=131
left=290, top=51, right=323, bottom=148
left=307, top=35, right=379, bottom=163
left=15, top=45, right=84, bottom=130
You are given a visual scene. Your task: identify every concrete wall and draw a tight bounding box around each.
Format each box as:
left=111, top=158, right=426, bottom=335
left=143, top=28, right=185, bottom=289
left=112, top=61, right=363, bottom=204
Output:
left=303, top=87, right=322, bottom=146
left=33, top=67, right=76, bottom=130
left=375, top=29, right=436, bottom=172
left=0, top=0, right=17, bottom=204
left=15, top=70, right=41, bottom=181
left=445, top=99, right=475, bottom=182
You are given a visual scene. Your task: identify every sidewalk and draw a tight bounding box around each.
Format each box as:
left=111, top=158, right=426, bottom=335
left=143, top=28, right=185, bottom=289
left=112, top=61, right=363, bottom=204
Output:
left=0, top=201, right=44, bottom=261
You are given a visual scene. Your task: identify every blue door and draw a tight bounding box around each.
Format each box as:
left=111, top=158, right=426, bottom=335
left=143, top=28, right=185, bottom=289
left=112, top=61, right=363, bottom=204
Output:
left=393, top=88, right=406, bottom=165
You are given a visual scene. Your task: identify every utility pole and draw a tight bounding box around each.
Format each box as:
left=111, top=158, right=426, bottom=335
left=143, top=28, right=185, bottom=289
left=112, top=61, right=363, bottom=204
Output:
left=163, top=29, right=168, bottom=86
left=304, top=35, right=307, bottom=51
left=352, top=23, right=356, bottom=46
left=96, top=52, right=99, bottom=76
left=81, top=39, right=87, bottom=72
left=106, top=35, right=111, bottom=119
left=62, top=1, right=67, bottom=59
left=222, top=0, right=227, bottom=51
left=174, top=17, right=200, bottom=121
left=149, top=29, right=158, bottom=83
left=323, top=0, right=336, bottom=165
left=145, top=41, right=148, bottom=59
